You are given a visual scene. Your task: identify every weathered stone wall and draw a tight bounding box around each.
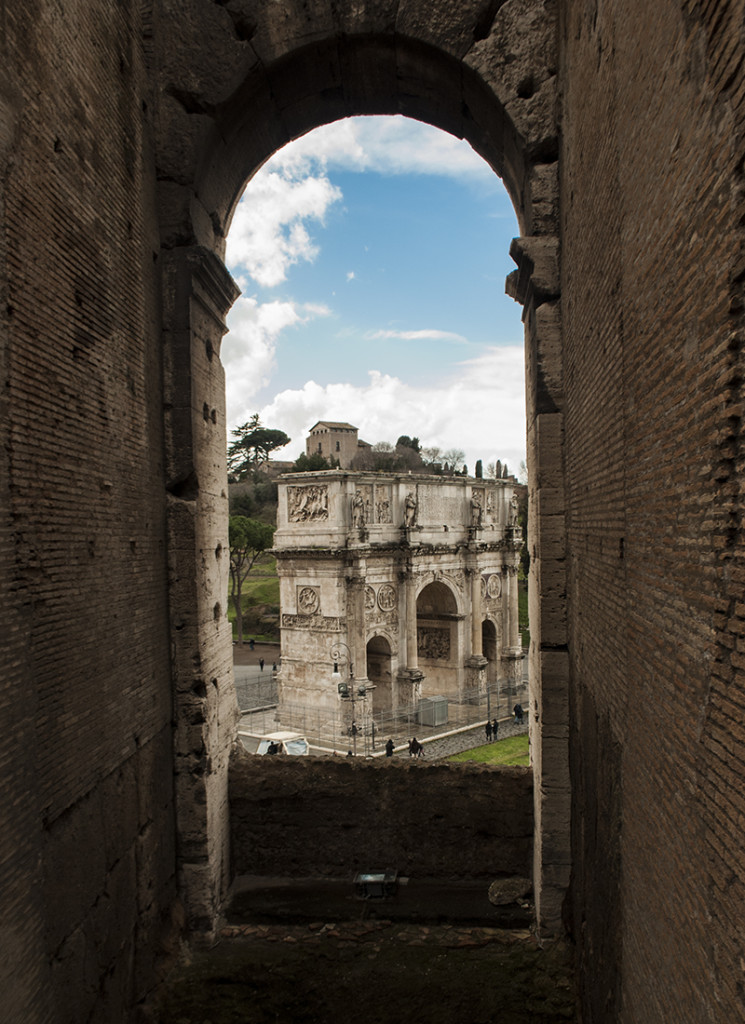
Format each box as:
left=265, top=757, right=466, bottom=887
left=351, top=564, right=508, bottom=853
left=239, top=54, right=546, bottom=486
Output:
left=230, top=754, right=533, bottom=880
left=0, top=2, right=176, bottom=1022
left=561, top=1, right=745, bottom=1020
left=8, top=0, right=745, bottom=1021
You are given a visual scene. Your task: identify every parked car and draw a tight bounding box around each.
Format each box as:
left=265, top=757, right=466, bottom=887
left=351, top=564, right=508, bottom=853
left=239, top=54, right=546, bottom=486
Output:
left=253, top=731, right=309, bottom=756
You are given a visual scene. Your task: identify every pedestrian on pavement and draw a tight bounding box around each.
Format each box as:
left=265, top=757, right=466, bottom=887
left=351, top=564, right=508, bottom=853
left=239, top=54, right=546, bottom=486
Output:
left=492, top=718, right=499, bottom=740
left=385, top=738, right=394, bottom=757
left=513, top=703, right=523, bottom=724
left=485, top=720, right=492, bottom=742
left=249, top=639, right=255, bottom=651
left=259, top=658, right=265, bottom=672
left=409, top=736, right=423, bottom=758
left=272, top=662, right=277, bottom=672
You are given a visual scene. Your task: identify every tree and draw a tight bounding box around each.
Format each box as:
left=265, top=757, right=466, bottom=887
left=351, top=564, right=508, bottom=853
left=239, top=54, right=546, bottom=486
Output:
left=229, top=516, right=275, bottom=644
left=396, top=435, right=421, bottom=453
left=475, top=460, right=483, bottom=478
left=289, top=452, right=337, bottom=472
left=227, top=414, right=290, bottom=479
left=442, top=448, right=466, bottom=473
left=421, top=445, right=442, bottom=465
left=351, top=441, right=423, bottom=473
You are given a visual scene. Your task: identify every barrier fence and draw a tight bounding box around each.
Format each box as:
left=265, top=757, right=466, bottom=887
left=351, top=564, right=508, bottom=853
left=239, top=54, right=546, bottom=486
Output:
left=236, top=675, right=529, bottom=756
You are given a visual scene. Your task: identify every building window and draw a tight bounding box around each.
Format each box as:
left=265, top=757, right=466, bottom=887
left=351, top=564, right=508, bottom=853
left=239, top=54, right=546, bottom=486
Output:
left=318, top=443, right=322, bottom=453
left=336, top=441, right=340, bottom=452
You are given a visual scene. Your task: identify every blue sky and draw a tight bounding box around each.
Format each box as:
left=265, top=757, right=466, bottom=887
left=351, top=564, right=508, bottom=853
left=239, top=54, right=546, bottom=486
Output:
left=223, top=116, right=526, bottom=474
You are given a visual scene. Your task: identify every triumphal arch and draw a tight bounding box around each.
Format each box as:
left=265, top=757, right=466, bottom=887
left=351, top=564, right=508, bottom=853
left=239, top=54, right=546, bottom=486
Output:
left=274, top=472, right=524, bottom=720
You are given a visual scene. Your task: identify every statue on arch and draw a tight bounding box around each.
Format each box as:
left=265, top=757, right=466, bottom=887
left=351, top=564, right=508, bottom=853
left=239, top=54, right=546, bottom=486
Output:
left=509, top=493, right=519, bottom=527
left=403, top=491, right=417, bottom=528
left=470, top=493, right=483, bottom=529
left=351, top=489, right=365, bottom=528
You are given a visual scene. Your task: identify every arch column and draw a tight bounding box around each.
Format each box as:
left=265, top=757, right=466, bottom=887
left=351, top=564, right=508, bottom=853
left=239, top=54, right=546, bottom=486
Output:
left=465, top=565, right=488, bottom=692
left=161, top=244, right=240, bottom=935
left=397, top=568, right=423, bottom=703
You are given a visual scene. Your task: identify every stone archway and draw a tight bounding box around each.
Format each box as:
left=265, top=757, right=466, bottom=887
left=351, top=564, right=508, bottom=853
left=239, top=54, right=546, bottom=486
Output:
left=154, top=0, right=567, bottom=937
left=482, top=617, right=499, bottom=686
left=416, top=581, right=462, bottom=696
left=366, top=634, right=393, bottom=710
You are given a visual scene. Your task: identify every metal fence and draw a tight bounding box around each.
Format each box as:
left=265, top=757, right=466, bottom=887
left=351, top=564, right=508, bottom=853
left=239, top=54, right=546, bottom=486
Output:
left=236, top=675, right=530, bottom=756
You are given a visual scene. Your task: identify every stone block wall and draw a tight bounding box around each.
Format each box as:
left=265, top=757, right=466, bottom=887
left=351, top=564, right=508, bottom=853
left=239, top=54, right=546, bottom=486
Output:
left=561, top=1, right=745, bottom=1019
left=0, top=2, right=177, bottom=1021
left=230, top=754, right=534, bottom=880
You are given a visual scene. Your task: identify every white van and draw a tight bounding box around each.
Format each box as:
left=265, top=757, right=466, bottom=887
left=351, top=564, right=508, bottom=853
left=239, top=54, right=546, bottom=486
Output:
left=253, top=731, right=309, bottom=756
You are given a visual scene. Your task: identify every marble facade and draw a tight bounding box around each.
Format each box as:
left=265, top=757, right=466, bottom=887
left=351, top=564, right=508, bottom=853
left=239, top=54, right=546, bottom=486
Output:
left=273, top=471, right=525, bottom=720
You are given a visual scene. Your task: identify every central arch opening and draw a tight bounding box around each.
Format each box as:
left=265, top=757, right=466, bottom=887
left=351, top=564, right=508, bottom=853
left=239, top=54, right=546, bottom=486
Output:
left=222, top=116, right=528, bottom=745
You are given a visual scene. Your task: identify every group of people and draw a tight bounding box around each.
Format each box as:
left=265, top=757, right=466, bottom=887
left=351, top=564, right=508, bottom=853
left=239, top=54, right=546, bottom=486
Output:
left=382, top=736, right=425, bottom=758
left=485, top=704, right=525, bottom=740
left=484, top=718, right=500, bottom=742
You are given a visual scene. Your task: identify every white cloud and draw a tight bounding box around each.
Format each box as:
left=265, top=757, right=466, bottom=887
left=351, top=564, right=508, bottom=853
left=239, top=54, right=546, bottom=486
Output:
left=346, top=271, right=355, bottom=281
left=225, top=116, right=502, bottom=291
left=222, top=296, right=331, bottom=427
left=271, top=116, right=496, bottom=184
left=368, top=328, right=467, bottom=343
left=251, top=347, right=526, bottom=474
left=226, top=171, right=342, bottom=287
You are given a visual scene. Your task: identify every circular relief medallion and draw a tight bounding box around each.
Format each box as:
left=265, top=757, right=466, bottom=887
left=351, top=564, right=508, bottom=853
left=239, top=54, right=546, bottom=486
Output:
left=487, top=574, right=501, bottom=599
left=297, top=586, right=320, bottom=615
left=365, top=585, right=376, bottom=611
left=377, top=583, right=397, bottom=612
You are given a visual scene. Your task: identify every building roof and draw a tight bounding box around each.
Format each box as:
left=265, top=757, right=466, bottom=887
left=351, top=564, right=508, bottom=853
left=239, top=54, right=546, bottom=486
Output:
left=308, top=420, right=358, bottom=432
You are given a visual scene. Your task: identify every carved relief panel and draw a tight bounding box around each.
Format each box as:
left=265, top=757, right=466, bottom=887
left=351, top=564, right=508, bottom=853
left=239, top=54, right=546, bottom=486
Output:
left=297, top=586, right=320, bottom=615
left=482, top=573, right=502, bottom=599
left=418, top=626, right=451, bottom=661
left=288, top=485, right=329, bottom=522
left=374, top=485, right=393, bottom=524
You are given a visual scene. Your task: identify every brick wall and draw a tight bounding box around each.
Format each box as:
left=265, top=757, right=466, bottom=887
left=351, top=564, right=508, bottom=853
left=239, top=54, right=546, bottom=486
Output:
left=230, top=755, right=534, bottom=880
left=0, top=2, right=176, bottom=1021
left=561, top=1, right=745, bottom=1019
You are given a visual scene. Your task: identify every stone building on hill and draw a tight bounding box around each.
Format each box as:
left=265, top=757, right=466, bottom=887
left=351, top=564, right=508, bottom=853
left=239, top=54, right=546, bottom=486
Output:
left=273, top=471, right=524, bottom=722
left=305, top=420, right=370, bottom=468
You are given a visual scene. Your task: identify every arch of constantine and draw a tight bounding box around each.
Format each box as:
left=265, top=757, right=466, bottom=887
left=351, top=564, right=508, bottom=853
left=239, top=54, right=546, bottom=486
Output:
left=274, top=471, right=525, bottom=724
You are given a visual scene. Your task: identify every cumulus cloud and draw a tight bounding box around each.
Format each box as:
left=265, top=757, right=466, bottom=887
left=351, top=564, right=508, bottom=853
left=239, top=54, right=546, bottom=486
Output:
left=368, top=328, right=467, bottom=343
left=222, top=295, right=331, bottom=427
left=271, top=116, right=496, bottom=184
left=226, top=171, right=342, bottom=287
left=225, top=116, right=500, bottom=290
left=253, top=347, right=526, bottom=473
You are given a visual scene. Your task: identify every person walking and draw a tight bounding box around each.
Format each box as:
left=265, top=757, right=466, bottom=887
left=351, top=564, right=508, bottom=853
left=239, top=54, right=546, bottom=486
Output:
left=259, top=658, right=265, bottom=672
left=385, top=738, right=394, bottom=758
left=409, top=737, right=424, bottom=758
left=485, top=720, right=492, bottom=742
left=492, top=718, right=499, bottom=740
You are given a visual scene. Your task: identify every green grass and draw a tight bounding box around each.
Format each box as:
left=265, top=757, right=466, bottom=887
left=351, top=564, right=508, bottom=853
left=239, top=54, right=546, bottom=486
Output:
left=228, top=557, right=280, bottom=640
left=449, top=734, right=530, bottom=766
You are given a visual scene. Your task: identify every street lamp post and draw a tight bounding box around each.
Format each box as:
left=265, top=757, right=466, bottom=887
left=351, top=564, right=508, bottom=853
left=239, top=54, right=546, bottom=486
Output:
left=331, top=642, right=374, bottom=756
